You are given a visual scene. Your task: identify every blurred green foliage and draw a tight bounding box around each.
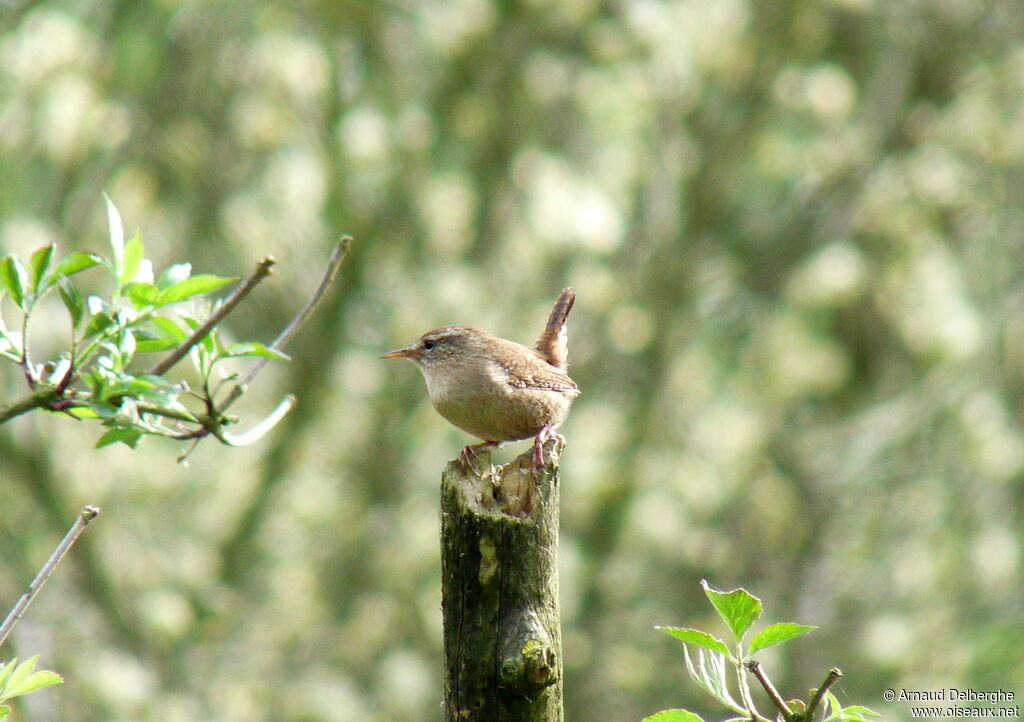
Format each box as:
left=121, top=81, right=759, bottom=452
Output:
left=1, top=0, right=1023, bottom=720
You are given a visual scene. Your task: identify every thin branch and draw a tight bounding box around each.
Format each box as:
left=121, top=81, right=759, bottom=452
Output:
left=805, top=668, right=843, bottom=719
left=148, top=256, right=277, bottom=376
left=220, top=236, right=351, bottom=411
left=0, top=506, right=101, bottom=649
left=0, top=386, right=58, bottom=426
left=747, top=660, right=792, bottom=720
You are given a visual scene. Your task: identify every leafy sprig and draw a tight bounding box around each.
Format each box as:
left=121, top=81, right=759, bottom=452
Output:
left=646, top=581, right=878, bottom=722
left=0, top=656, right=63, bottom=720
left=0, top=197, right=350, bottom=458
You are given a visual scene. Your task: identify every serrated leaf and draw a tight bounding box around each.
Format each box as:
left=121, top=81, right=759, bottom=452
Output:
left=157, top=262, right=191, bottom=290
left=30, top=244, right=56, bottom=293
left=4, top=669, right=62, bottom=698
left=58, top=277, right=85, bottom=329
left=224, top=342, right=290, bottom=361
left=701, top=580, right=762, bottom=643
left=157, top=275, right=238, bottom=305
left=124, top=282, right=159, bottom=309
left=683, top=646, right=746, bottom=715
left=657, top=627, right=731, bottom=657
left=642, top=710, right=705, bottom=722
left=748, top=623, right=816, bottom=654
left=55, top=251, right=103, bottom=278
left=95, top=427, right=144, bottom=449
left=104, top=194, right=124, bottom=281
left=1, top=255, right=30, bottom=309
left=120, top=233, right=144, bottom=284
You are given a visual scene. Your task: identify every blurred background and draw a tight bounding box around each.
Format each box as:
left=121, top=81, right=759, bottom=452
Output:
left=1, top=0, right=1023, bottom=720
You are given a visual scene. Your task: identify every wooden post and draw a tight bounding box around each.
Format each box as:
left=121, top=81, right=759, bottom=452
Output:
left=440, top=436, right=564, bottom=722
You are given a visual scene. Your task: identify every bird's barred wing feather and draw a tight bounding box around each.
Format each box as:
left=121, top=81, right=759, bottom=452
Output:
left=504, top=363, right=578, bottom=393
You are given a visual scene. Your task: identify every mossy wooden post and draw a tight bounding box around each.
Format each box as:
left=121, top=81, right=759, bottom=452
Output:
left=440, top=436, right=564, bottom=722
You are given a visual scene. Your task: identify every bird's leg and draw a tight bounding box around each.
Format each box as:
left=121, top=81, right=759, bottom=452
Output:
left=532, top=425, right=553, bottom=473
left=460, top=440, right=499, bottom=467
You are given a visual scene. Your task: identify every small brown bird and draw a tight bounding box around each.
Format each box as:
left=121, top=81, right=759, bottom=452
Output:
left=381, top=288, right=579, bottom=470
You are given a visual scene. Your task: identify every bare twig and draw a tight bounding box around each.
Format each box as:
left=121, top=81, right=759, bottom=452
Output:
left=0, top=506, right=101, bottom=649
left=171, top=239, right=350, bottom=458
left=805, top=667, right=843, bottom=719
left=148, top=257, right=277, bottom=376
left=747, top=660, right=792, bottom=720
left=220, top=236, right=351, bottom=411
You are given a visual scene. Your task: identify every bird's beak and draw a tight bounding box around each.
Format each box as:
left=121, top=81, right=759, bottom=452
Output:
left=380, top=346, right=414, bottom=359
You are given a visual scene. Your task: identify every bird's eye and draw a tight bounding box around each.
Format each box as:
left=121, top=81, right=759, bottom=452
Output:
left=423, top=339, right=435, bottom=350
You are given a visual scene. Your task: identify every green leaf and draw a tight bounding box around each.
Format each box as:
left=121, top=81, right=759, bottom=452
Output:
left=120, top=233, right=144, bottom=285
left=63, top=406, right=101, bottom=419
left=657, top=627, right=731, bottom=657
left=683, top=646, right=746, bottom=715
left=5, top=669, right=62, bottom=698
left=0, top=704, right=9, bottom=719
left=701, top=580, right=762, bottom=643
left=157, top=275, right=238, bottom=305
left=134, top=332, right=179, bottom=353
left=151, top=316, right=188, bottom=343
left=821, top=692, right=880, bottom=721
left=1, top=255, right=30, bottom=309
left=83, top=310, right=115, bottom=340
left=55, top=251, right=103, bottom=278
left=3, top=655, right=36, bottom=696
left=58, top=277, right=85, bottom=329
left=157, top=262, right=191, bottom=290
left=124, top=282, right=159, bottom=309
left=30, top=243, right=56, bottom=293
left=104, top=194, right=124, bottom=281
left=224, top=342, right=290, bottom=361
left=748, top=622, right=817, bottom=654
left=95, top=426, right=144, bottom=449
left=135, top=316, right=188, bottom=352
left=129, top=375, right=187, bottom=408
left=642, top=711, right=705, bottom=722
left=0, top=658, right=17, bottom=691
left=839, top=706, right=881, bottom=720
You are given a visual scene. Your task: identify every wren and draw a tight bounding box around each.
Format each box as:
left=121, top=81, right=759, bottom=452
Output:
left=381, top=288, right=579, bottom=470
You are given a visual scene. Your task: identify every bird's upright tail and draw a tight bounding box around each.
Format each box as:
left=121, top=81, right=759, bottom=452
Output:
left=534, top=287, right=575, bottom=371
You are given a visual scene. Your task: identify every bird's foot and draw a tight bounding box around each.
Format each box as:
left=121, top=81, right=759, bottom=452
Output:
left=531, top=426, right=556, bottom=475
left=460, top=440, right=499, bottom=469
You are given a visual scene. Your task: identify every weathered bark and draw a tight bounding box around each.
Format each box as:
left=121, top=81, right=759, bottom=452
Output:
left=440, top=436, right=564, bottom=722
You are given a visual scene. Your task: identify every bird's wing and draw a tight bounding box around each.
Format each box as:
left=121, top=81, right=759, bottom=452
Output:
left=505, top=362, right=579, bottom=394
